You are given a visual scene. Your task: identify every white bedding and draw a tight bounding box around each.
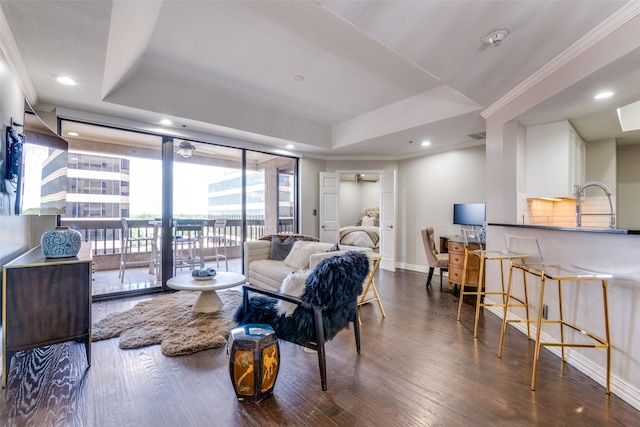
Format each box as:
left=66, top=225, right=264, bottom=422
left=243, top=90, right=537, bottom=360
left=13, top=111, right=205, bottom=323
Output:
left=339, top=226, right=380, bottom=249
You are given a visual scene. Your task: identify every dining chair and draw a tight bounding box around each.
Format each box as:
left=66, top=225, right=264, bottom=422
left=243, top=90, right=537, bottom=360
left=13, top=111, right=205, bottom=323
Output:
left=420, top=227, right=448, bottom=289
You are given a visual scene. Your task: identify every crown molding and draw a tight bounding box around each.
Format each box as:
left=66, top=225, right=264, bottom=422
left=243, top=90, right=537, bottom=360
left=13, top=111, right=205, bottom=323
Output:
left=481, top=1, right=640, bottom=119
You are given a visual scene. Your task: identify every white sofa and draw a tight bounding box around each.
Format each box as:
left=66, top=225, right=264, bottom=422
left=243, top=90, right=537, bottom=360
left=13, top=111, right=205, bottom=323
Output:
left=244, top=238, right=373, bottom=291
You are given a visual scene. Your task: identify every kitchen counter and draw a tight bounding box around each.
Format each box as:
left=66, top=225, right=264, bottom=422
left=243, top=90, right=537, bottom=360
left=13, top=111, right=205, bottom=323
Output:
left=484, top=224, right=640, bottom=408
left=488, top=223, right=638, bottom=235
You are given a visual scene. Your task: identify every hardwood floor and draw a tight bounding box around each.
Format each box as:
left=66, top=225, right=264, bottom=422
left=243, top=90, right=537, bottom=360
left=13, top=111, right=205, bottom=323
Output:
left=1, top=268, right=637, bottom=426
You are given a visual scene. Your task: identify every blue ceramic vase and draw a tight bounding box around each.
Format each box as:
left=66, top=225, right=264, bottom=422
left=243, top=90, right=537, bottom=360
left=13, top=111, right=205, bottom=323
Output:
left=41, top=226, right=82, bottom=258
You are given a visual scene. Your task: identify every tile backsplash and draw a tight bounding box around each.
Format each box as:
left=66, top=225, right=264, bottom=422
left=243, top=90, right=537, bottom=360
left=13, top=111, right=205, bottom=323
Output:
left=517, top=194, right=616, bottom=228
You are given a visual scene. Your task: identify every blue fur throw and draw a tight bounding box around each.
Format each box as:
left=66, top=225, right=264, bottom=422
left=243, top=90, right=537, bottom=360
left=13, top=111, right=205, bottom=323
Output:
left=234, top=251, right=370, bottom=346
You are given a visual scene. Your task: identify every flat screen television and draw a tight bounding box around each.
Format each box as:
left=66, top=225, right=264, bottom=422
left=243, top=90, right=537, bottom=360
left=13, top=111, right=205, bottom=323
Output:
left=453, top=203, right=485, bottom=226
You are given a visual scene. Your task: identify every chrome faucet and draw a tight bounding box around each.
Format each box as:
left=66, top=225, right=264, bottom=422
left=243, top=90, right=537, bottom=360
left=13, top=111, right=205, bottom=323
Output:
left=576, top=181, right=615, bottom=229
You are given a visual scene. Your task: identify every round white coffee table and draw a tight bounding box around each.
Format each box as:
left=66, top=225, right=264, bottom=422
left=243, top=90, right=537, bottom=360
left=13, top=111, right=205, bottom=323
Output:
left=166, top=271, right=246, bottom=313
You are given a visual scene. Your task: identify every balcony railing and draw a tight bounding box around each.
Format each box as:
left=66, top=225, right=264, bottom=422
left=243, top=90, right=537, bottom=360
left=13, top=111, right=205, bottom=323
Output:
left=60, top=218, right=294, bottom=271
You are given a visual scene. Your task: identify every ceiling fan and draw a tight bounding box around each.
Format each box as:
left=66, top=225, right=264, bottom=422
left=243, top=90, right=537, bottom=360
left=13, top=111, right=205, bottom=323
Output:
left=340, top=173, right=380, bottom=183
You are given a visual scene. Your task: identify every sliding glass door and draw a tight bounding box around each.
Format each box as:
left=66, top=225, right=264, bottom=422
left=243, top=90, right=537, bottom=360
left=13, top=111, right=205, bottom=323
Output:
left=56, top=120, right=297, bottom=299
left=172, top=140, right=244, bottom=276
left=60, top=120, right=163, bottom=298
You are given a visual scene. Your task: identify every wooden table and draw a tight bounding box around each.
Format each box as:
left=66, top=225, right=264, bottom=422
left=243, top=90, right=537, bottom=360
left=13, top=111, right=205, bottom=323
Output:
left=166, top=272, right=246, bottom=313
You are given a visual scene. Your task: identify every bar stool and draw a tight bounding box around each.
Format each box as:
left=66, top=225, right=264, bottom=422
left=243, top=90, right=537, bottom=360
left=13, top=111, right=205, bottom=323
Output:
left=119, top=217, right=158, bottom=283
left=457, top=229, right=526, bottom=337
left=203, top=219, right=228, bottom=270
left=497, top=234, right=612, bottom=393
left=173, top=219, right=204, bottom=275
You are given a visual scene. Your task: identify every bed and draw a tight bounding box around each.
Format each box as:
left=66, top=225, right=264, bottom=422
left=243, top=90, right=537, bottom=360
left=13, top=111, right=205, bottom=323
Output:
left=339, top=207, right=380, bottom=252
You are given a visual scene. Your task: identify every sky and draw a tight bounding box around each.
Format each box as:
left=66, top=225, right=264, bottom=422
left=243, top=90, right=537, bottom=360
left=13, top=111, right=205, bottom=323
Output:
left=129, top=158, right=226, bottom=217
left=22, top=150, right=226, bottom=217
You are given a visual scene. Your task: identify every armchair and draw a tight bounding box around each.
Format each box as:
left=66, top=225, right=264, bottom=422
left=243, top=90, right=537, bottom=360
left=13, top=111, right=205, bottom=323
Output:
left=234, top=251, right=370, bottom=391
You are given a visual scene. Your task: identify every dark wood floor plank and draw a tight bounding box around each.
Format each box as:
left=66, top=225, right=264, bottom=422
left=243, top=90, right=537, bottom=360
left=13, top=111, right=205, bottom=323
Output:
left=1, top=268, right=638, bottom=426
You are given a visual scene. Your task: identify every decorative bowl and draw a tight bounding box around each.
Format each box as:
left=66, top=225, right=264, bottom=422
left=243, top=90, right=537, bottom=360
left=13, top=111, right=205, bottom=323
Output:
left=194, top=276, right=215, bottom=281
left=192, top=268, right=217, bottom=280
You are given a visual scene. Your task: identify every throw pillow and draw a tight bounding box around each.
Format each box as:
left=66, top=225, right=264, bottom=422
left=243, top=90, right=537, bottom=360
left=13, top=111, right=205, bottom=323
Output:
left=269, top=235, right=296, bottom=260
left=361, top=215, right=375, bottom=226
left=327, top=242, right=340, bottom=252
left=284, top=241, right=319, bottom=270
left=276, top=270, right=310, bottom=316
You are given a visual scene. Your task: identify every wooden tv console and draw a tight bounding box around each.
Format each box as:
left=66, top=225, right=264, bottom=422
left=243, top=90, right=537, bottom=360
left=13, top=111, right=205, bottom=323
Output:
left=1, top=244, right=92, bottom=387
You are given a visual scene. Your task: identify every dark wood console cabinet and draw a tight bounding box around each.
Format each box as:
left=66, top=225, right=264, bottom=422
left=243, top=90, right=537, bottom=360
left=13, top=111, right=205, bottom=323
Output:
left=2, top=244, right=92, bottom=387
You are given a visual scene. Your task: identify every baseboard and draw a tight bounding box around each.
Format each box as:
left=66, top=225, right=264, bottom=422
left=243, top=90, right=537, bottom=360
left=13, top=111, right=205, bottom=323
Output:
left=397, top=263, right=448, bottom=277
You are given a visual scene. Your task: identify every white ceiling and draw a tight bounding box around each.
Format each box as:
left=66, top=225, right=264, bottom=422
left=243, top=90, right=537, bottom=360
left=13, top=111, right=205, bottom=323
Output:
left=1, top=0, right=639, bottom=159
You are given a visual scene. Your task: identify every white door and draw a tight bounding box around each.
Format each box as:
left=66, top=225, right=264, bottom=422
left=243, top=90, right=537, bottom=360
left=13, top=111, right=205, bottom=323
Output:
left=380, top=169, right=396, bottom=271
left=319, top=172, right=340, bottom=243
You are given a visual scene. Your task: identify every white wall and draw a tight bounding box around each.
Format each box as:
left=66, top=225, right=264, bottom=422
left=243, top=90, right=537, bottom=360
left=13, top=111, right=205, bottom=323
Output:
left=0, top=47, right=30, bottom=265
left=339, top=180, right=380, bottom=226
left=398, top=145, right=485, bottom=270
left=585, top=138, right=616, bottom=194
left=315, top=149, right=486, bottom=272
left=617, top=144, right=640, bottom=230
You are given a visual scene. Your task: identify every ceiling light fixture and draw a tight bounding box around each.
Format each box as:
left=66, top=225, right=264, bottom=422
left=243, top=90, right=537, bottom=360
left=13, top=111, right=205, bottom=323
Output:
left=286, top=144, right=294, bottom=149
left=421, top=140, right=431, bottom=147
left=293, top=75, right=304, bottom=82
left=160, top=119, right=173, bottom=125
left=177, top=141, right=196, bottom=158
left=67, top=131, right=79, bottom=137
left=56, top=76, right=77, bottom=86
left=481, top=26, right=511, bottom=47
left=594, top=91, right=614, bottom=100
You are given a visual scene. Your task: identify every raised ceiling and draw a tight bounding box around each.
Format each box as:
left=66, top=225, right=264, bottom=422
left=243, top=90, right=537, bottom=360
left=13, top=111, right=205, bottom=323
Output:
left=1, top=1, right=638, bottom=159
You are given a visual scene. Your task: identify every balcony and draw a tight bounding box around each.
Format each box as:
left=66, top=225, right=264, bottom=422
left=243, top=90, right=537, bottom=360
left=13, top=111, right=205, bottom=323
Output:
left=61, top=218, right=294, bottom=298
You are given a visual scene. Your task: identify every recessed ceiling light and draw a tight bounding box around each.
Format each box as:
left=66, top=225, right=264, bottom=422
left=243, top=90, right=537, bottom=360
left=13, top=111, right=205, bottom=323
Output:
left=421, top=140, right=431, bottom=147
left=67, top=131, right=79, bottom=137
left=56, top=76, right=77, bottom=86
left=594, top=91, right=614, bottom=100
left=481, top=26, right=511, bottom=47
left=160, top=119, right=173, bottom=126
left=286, top=144, right=294, bottom=149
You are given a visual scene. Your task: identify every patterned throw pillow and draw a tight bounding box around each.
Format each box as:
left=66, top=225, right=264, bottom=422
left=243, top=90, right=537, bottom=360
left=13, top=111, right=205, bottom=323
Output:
left=269, top=235, right=296, bottom=260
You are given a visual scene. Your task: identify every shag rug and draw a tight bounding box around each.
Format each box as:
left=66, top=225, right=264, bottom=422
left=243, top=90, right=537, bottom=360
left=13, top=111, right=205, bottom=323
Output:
left=92, top=290, right=242, bottom=356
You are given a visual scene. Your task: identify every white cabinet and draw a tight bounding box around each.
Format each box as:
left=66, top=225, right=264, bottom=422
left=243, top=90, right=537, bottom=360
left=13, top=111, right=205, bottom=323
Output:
left=525, top=120, right=585, bottom=198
